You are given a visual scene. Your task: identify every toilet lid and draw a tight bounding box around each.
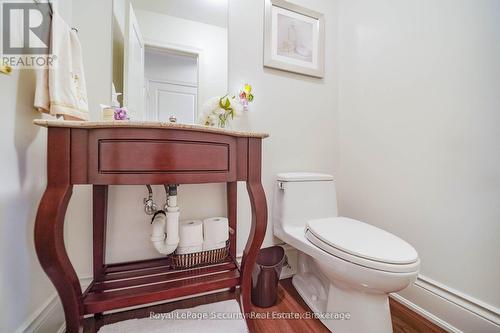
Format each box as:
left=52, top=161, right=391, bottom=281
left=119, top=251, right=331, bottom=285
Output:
left=306, top=217, right=418, bottom=265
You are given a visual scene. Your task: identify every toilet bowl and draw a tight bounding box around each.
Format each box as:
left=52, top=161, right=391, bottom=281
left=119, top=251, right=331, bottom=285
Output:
left=273, top=173, right=420, bottom=333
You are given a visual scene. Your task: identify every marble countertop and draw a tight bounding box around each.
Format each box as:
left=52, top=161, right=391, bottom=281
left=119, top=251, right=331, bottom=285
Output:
left=33, top=120, right=269, bottom=138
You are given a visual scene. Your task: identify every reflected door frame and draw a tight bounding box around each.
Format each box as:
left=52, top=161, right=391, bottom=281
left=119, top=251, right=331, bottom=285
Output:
left=124, top=3, right=145, bottom=120
left=143, top=38, right=204, bottom=123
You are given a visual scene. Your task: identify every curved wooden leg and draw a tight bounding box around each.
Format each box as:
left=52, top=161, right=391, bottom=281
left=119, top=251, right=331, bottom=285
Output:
left=35, top=185, right=83, bottom=333
left=240, top=139, right=268, bottom=330
left=34, top=128, right=83, bottom=333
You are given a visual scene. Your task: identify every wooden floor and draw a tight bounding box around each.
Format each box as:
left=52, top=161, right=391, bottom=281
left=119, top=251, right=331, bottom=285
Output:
left=83, top=278, right=446, bottom=333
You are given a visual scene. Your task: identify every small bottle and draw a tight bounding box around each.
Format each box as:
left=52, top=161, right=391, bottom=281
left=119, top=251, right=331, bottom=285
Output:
left=102, top=83, right=123, bottom=121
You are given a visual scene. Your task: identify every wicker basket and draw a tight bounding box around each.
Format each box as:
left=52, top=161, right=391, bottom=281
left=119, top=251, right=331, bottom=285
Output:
left=171, top=241, right=230, bottom=269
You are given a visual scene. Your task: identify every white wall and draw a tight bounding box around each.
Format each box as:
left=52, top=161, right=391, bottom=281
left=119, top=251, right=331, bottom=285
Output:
left=113, top=0, right=127, bottom=37
left=337, top=0, right=500, bottom=330
left=145, top=49, right=198, bottom=85
left=0, top=0, right=112, bottom=331
left=0, top=57, right=53, bottom=333
left=112, top=0, right=126, bottom=104
left=228, top=0, right=340, bottom=251
left=132, top=0, right=228, bottom=28
left=63, top=0, right=114, bottom=281
left=0, top=1, right=74, bottom=332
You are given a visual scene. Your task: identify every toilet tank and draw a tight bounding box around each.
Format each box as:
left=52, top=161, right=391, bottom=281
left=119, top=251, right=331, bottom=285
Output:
left=273, top=173, right=338, bottom=229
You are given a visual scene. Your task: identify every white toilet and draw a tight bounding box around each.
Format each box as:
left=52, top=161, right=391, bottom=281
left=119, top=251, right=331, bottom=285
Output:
left=273, top=173, right=420, bottom=333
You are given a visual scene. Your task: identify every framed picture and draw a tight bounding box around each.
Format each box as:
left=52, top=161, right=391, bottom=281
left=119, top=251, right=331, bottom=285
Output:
left=264, top=0, right=325, bottom=78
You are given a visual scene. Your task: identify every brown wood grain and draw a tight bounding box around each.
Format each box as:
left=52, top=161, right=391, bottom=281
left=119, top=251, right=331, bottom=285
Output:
left=236, top=137, right=248, bottom=180
left=87, top=128, right=238, bottom=185
left=99, top=140, right=230, bottom=173
left=102, top=264, right=176, bottom=281
left=93, top=261, right=237, bottom=292
left=84, top=269, right=240, bottom=314
left=70, top=129, right=88, bottom=184
left=36, top=126, right=268, bottom=332
left=227, top=182, right=238, bottom=260
left=390, top=297, right=446, bottom=333
left=240, top=138, right=268, bottom=331
left=82, top=279, right=447, bottom=333
left=34, top=128, right=84, bottom=333
left=92, top=185, right=108, bottom=281
left=104, top=257, right=171, bottom=273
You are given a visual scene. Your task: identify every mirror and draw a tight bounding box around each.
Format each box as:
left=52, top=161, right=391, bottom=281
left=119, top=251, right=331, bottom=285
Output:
left=112, top=0, right=228, bottom=123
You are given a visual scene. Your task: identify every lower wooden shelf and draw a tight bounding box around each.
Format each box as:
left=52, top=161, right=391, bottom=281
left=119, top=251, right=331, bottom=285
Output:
left=83, top=257, right=240, bottom=314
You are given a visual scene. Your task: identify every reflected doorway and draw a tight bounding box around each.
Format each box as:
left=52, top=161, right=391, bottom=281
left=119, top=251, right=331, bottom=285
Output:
left=144, top=48, right=199, bottom=123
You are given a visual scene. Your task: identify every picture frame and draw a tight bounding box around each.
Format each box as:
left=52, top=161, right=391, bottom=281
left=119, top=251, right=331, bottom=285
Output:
left=264, top=0, right=325, bottom=78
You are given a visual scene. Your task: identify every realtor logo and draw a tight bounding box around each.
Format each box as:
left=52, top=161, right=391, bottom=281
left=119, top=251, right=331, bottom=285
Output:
left=2, top=2, right=52, bottom=55
left=1, top=1, right=55, bottom=68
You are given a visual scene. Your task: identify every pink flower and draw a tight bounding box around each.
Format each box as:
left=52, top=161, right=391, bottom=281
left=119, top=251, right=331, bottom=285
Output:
left=114, top=107, right=128, bottom=120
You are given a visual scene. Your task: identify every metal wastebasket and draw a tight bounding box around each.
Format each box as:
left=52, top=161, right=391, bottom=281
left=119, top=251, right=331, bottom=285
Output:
left=251, top=246, right=286, bottom=308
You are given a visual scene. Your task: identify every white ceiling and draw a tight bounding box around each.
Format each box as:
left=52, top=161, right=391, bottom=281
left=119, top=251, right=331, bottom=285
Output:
left=131, top=0, right=228, bottom=28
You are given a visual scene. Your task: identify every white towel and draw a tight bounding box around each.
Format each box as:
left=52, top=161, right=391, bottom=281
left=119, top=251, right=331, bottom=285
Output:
left=34, top=12, right=89, bottom=120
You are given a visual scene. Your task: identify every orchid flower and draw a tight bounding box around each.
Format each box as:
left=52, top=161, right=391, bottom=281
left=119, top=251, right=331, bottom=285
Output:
left=198, top=83, right=256, bottom=128
left=114, top=107, right=129, bottom=120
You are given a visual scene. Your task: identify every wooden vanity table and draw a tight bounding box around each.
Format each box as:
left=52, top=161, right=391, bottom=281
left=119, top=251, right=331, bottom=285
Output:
left=33, top=120, right=269, bottom=333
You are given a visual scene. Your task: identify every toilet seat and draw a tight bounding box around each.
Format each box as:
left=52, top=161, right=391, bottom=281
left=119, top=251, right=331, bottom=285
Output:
left=306, top=217, right=419, bottom=273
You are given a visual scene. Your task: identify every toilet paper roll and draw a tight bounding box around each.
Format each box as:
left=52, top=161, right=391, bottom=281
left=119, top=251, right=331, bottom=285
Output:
left=175, top=244, right=203, bottom=255
left=203, top=217, right=229, bottom=244
left=178, top=219, right=203, bottom=247
left=203, top=241, right=227, bottom=251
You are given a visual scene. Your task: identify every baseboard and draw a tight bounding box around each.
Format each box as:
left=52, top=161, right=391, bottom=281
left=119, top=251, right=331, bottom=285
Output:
left=14, top=292, right=64, bottom=333
left=57, top=322, right=66, bottom=333
left=15, top=276, right=93, bottom=333
left=393, top=275, right=500, bottom=333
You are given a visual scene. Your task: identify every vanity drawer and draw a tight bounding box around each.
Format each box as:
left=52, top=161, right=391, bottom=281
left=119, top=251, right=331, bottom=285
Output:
left=83, top=128, right=237, bottom=184
left=99, top=140, right=229, bottom=173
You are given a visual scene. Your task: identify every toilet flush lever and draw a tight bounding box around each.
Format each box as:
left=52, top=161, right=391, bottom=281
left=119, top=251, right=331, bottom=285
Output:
left=278, top=181, right=285, bottom=190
